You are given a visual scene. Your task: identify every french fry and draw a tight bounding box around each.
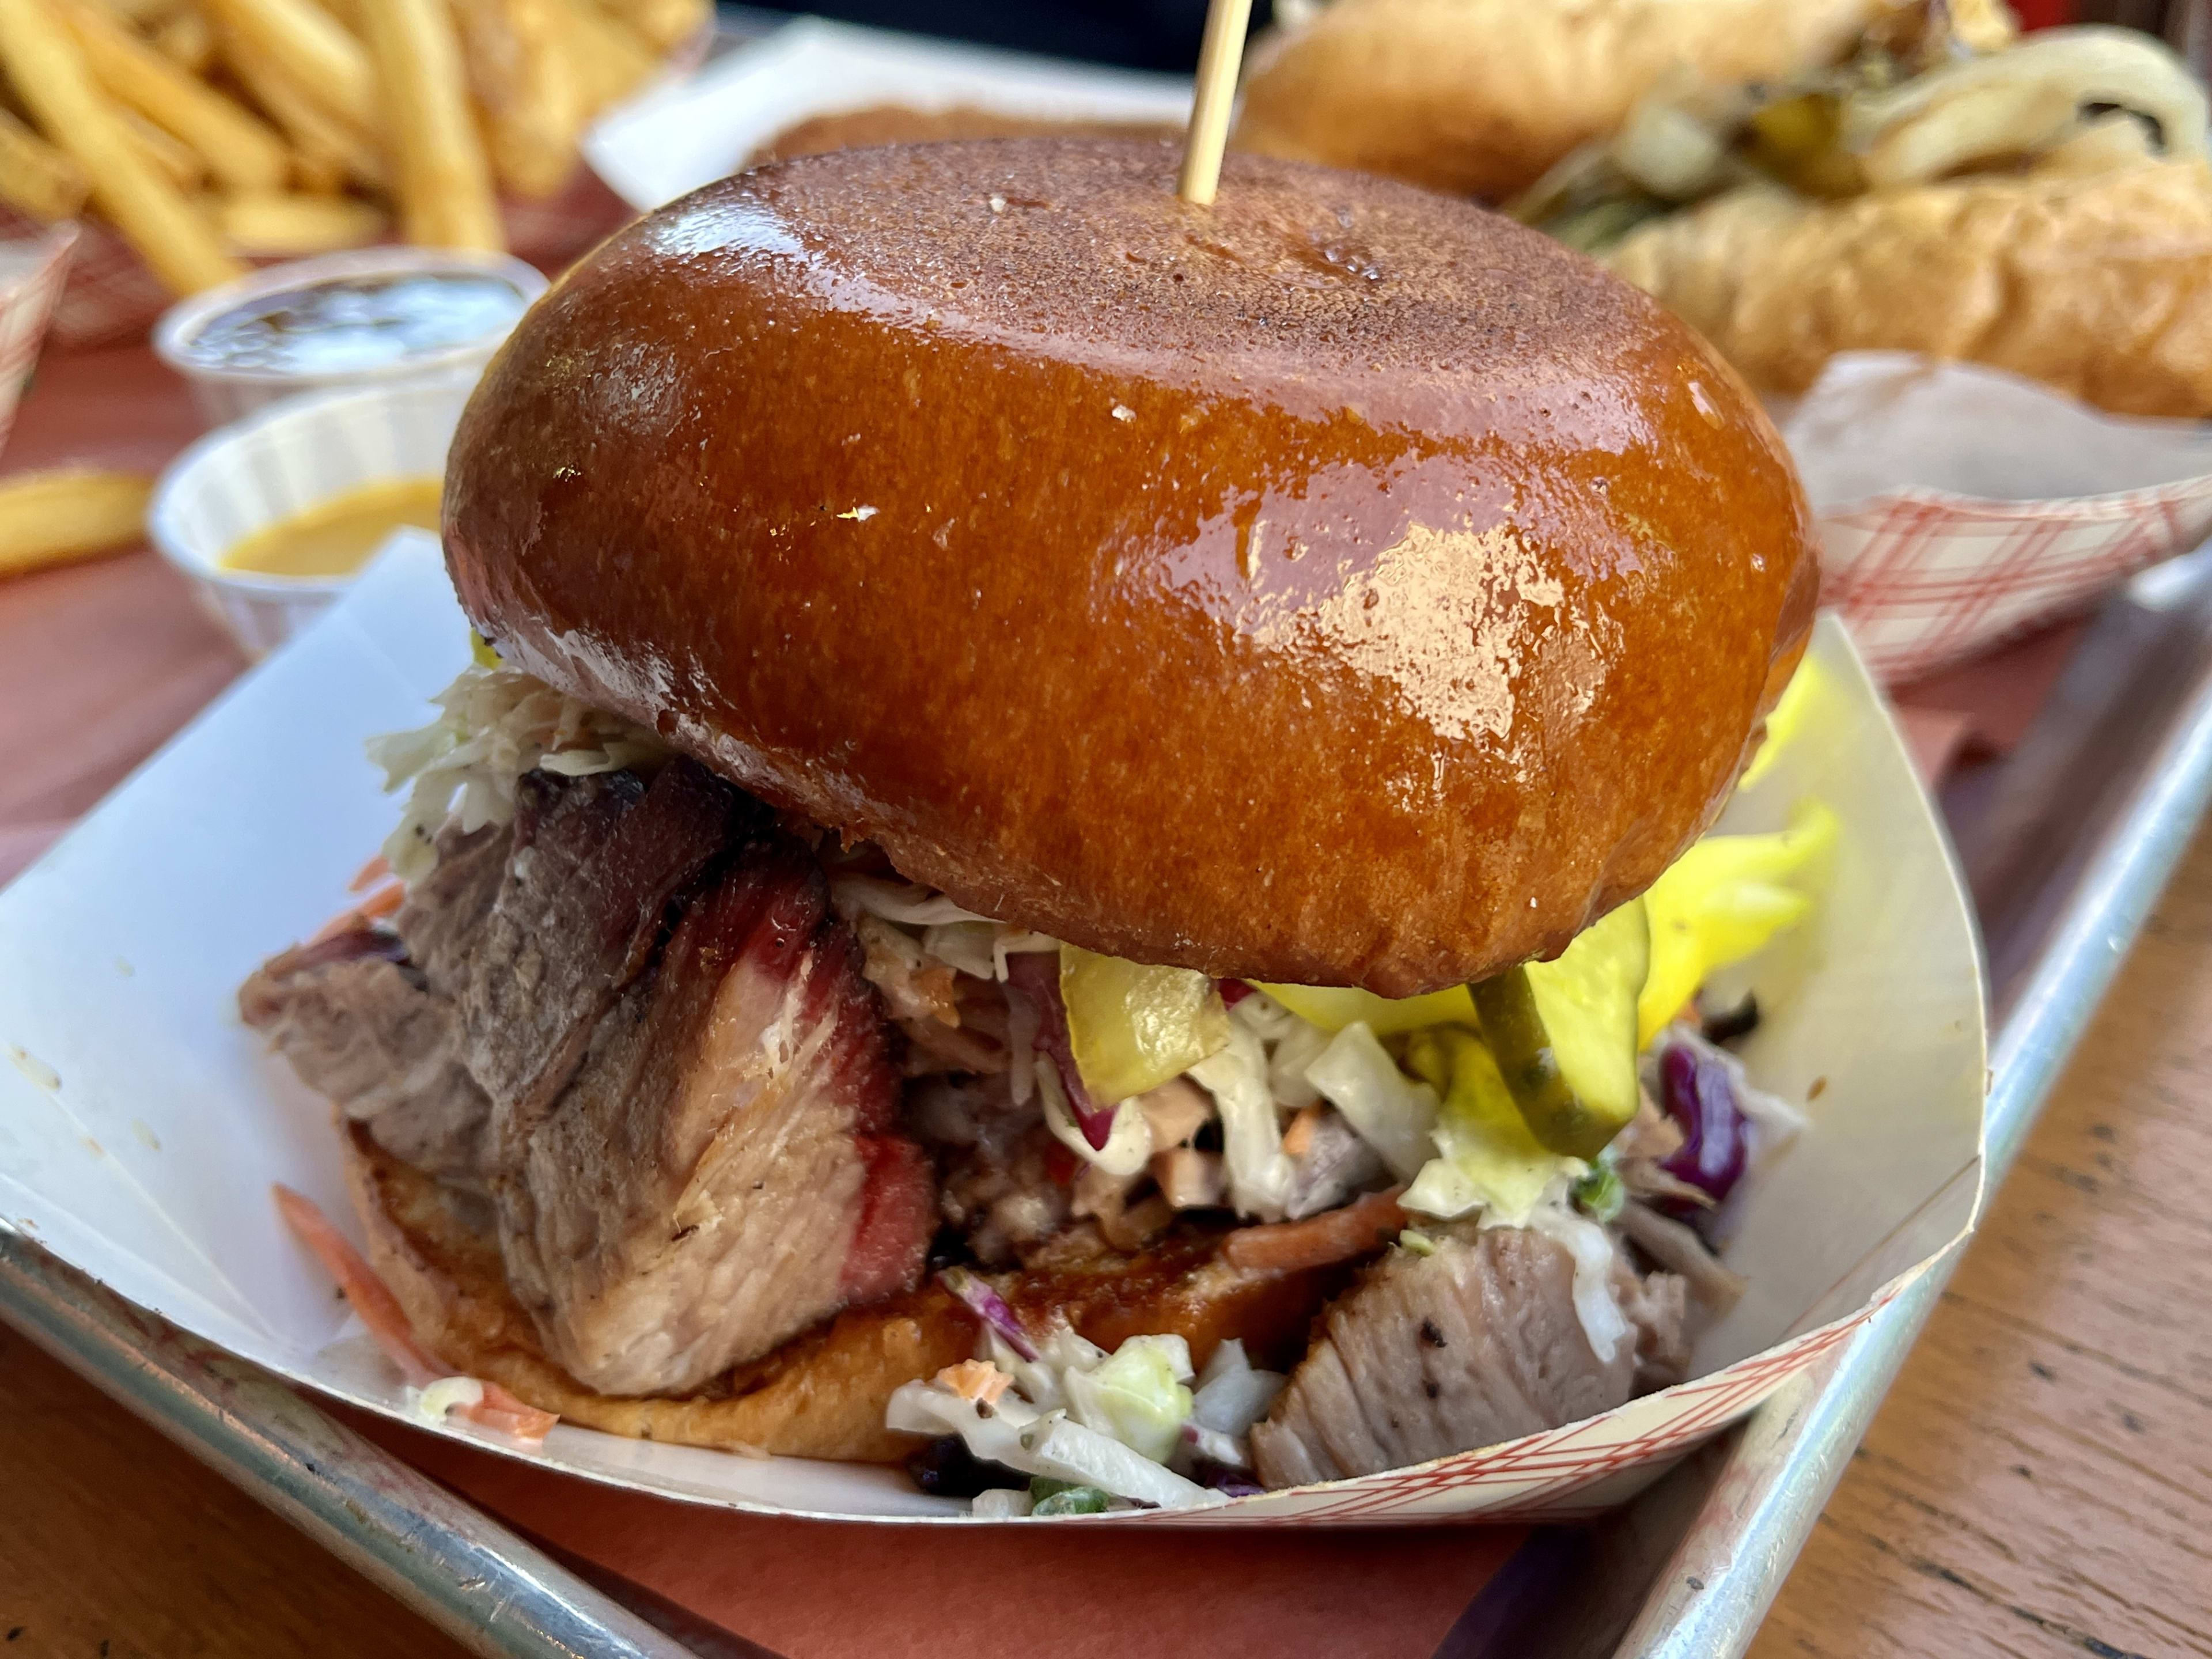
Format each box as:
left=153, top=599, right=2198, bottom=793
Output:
left=221, top=25, right=382, bottom=188
left=0, top=468, right=153, bottom=581
left=118, top=99, right=204, bottom=185
left=287, top=143, right=342, bottom=191
left=452, top=0, right=580, bottom=199
left=9, top=0, right=658, bottom=281
left=90, top=0, right=180, bottom=26
left=149, top=2, right=211, bottom=69
left=0, top=102, right=89, bottom=219
left=359, top=0, right=500, bottom=248
left=0, top=0, right=241, bottom=292
left=586, top=0, right=695, bottom=56
left=541, top=0, right=648, bottom=118
left=215, top=185, right=381, bottom=249
left=63, top=0, right=287, bottom=189
left=198, top=0, right=374, bottom=135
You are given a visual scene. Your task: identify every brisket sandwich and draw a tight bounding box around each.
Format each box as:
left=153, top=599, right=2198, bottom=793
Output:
left=244, top=137, right=1821, bottom=1506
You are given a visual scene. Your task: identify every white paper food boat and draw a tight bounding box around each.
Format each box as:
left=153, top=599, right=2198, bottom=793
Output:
left=0, top=536, right=1984, bottom=1525
left=583, top=17, right=1193, bottom=214
left=1781, top=353, right=2212, bottom=686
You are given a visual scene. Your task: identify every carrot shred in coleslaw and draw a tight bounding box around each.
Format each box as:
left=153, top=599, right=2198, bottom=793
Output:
left=1222, top=1187, right=1408, bottom=1273
left=308, top=882, right=406, bottom=943
left=355, top=883, right=404, bottom=921
left=272, top=1185, right=558, bottom=1443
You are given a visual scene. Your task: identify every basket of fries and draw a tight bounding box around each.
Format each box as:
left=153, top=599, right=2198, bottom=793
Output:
left=0, top=0, right=701, bottom=350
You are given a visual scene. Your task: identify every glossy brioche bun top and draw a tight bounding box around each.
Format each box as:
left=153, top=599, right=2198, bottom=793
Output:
left=444, top=139, right=1817, bottom=996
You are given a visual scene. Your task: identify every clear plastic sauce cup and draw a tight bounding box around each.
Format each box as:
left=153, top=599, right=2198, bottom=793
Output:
left=153, top=247, right=548, bottom=427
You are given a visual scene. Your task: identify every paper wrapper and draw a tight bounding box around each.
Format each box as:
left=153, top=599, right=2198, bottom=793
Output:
left=1782, top=353, right=2212, bottom=687
left=0, top=221, right=75, bottom=454
left=0, top=537, right=1984, bottom=1527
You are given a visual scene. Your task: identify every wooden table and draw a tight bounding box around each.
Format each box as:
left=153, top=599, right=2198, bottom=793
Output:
left=2, top=348, right=2208, bottom=1659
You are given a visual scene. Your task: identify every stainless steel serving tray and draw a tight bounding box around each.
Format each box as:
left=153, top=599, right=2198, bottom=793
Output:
left=9, top=541, right=2210, bottom=1658
left=6, top=12, right=2211, bottom=1622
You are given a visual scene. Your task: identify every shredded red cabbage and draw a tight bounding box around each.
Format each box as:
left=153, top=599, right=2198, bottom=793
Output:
left=939, top=1266, right=1039, bottom=1362
left=1191, top=1459, right=1264, bottom=1498
left=1215, top=979, right=1254, bottom=1007
left=907, top=1435, right=1027, bottom=1498
left=1005, top=953, right=1115, bottom=1150
left=1657, top=1039, right=1748, bottom=1212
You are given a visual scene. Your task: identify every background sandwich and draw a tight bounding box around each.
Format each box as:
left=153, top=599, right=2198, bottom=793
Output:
left=1232, top=0, right=1892, bottom=201
left=1237, top=0, right=2212, bottom=420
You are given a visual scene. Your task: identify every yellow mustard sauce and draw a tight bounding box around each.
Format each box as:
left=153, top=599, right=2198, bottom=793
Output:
left=221, top=478, right=442, bottom=579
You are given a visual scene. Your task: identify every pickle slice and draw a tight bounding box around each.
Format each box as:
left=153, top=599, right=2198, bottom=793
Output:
left=1400, top=1027, right=1566, bottom=1226
left=1250, top=982, right=1476, bottom=1036
left=1060, top=945, right=1232, bottom=1107
left=1468, top=899, right=1650, bottom=1160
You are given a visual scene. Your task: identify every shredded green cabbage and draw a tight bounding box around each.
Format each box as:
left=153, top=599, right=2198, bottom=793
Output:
left=1304, top=1021, right=1440, bottom=1183
left=1063, top=1334, right=1194, bottom=1464
left=1032, top=1484, right=1113, bottom=1516
left=1190, top=1340, right=1284, bottom=1442
left=403, top=1375, right=484, bottom=1427
left=1527, top=1203, right=1633, bottom=1365
left=890, top=1324, right=1274, bottom=1510
left=1187, top=1022, right=1294, bottom=1221
left=1571, top=1160, right=1627, bottom=1224
left=368, top=665, right=668, bottom=881
left=1250, top=982, right=1476, bottom=1036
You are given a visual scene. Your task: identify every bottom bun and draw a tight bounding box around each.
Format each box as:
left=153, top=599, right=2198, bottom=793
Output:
left=343, top=1124, right=1338, bottom=1463
left=344, top=1124, right=973, bottom=1461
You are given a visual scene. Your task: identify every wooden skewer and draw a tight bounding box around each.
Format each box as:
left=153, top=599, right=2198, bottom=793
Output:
left=1176, top=0, right=1252, bottom=205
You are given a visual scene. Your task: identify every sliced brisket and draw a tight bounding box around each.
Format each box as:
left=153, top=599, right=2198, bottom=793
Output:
left=393, top=821, right=510, bottom=997
left=240, top=925, right=490, bottom=1184
left=494, top=839, right=930, bottom=1395
left=1249, top=1225, right=1684, bottom=1488
left=912, top=1073, right=1071, bottom=1267
left=459, top=759, right=757, bottom=1132
left=245, top=758, right=935, bottom=1399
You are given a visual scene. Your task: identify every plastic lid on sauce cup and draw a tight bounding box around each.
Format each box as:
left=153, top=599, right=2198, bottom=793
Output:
left=153, top=246, right=549, bottom=427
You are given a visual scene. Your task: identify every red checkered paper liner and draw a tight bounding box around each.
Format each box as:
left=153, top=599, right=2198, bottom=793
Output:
left=0, top=221, right=77, bottom=453
left=0, top=206, right=166, bottom=353
left=40, top=214, right=173, bottom=350
left=1822, top=482, right=2212, bottom=686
